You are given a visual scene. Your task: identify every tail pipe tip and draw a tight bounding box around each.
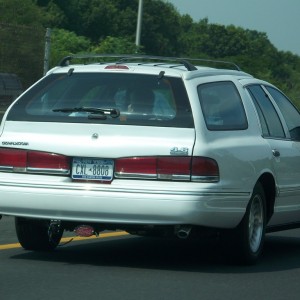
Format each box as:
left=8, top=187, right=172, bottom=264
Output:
left=176, top=226, right=192, bottom=239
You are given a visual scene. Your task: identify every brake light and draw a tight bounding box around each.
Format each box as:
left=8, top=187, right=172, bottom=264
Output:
left=0, top=148, right=27, bottom=170
left=157, top=157, right=191, bottom=180
left=27, top=151, right=70, bottom=174
left=115, top=156, right=219, bottom=182
left=105, top=65, right=129, bottom=70
left=115, top=157, right=157, bottom=179
left=191, top=157, right=219, bottom=182
left=0, top=148, right=70, bottom=175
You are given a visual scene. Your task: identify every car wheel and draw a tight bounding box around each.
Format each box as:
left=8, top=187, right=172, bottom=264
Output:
left=15, top=217, right=64, bottom=251
left=222, top=182, right=266, bottom=265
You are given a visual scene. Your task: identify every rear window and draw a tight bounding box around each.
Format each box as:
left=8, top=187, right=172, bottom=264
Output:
left=198, top=81, right=248, bottom=130
left=7, top=73, right=194, bottom=128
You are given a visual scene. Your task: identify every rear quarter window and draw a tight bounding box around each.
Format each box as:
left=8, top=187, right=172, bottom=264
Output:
left=198, top=81, right=248, bottom=131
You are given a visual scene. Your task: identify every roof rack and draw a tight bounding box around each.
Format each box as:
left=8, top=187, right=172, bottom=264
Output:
left=59, top=54, right=241, bottom=72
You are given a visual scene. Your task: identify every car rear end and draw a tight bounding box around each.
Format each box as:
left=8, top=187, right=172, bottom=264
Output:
left=0, top=60, right=247, bottom=237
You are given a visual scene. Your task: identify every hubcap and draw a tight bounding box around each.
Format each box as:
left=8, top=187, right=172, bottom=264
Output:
left=248, top=194, right=264, bottom=253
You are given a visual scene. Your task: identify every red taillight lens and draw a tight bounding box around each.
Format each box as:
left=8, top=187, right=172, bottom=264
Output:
left=115, top=157, right=157, bottom=179
left=157, top=157, right=191, bottom=180
left=0, top=148, right=27, bottom=168
left=115, top=156, right=219, bottom=182
left=27, top=151, right=70, bottom=171
left=105, top=65, right=129, bottom=70
left=0, top=148, right=70, bottom=175
left=191, top=157, right=219, bottom=182
left=157, top=157, right=191, bottom=176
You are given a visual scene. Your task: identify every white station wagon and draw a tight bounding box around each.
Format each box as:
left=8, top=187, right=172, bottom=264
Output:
left=1, top=55, right=300, bottom=264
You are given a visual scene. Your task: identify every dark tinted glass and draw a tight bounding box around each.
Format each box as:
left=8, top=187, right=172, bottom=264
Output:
left=266, top=86, right=300, bottom=131
left=198, top=81, right=248, bottom=130
left=7, top=73, right=194, bottom=128
left=247, top=85, right=285, bottom=138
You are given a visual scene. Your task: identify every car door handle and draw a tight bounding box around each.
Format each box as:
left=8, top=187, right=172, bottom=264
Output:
left=272, top=149, right=280, bottom=157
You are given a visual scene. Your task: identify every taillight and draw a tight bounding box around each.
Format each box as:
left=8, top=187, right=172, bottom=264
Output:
left=115, top=156, right=219, bottom=182
left=0, top=148, right=27, bottom=170
left=27, top=151, right=70, bottom=174
left=157, top=157, right=191, bottom=180
left=0, top=148, right=70, bottom=175
left=105, top=65, right=129, bottom=70
left=191, top=157, right=219, bottom=182
left=115, top=157, right=157, bottom=179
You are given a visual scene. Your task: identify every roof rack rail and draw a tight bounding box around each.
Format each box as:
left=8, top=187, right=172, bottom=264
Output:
left=59, top=54, right=241, bottom=71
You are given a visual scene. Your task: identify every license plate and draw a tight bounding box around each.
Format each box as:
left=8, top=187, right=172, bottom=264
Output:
left=72, top=158, right=114, bottom=181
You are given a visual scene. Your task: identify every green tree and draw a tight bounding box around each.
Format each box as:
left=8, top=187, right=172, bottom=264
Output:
left=36, top=0, right=183, bottom=55
left=0, top=0, right=44, bottom=25
left=0, top=0, right=45, bottom=87
left=37, top=0, right=137, bottom=42
left=138, top=0, right=182, bottom=56
left=91, top=36, right=140, bottom=54
left=50, top=28, right=91, bottom=67
left=1, top=0, right=299, bottom=104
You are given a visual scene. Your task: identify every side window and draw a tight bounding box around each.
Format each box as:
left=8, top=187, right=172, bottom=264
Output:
left=265, top=86, right=300, bottom=140
left=198, top=81, right=247, bottom=131
left=247, top=85, right=285, bottom=138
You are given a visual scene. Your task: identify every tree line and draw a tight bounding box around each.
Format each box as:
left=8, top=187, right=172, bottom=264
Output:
left=1, top=0, right=300, bottom=105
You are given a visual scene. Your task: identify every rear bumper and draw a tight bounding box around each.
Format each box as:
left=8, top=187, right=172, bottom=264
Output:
left=0, top=174, right=250, bottom=229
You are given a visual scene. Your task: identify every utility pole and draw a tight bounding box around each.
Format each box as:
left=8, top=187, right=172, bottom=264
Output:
left=135, top=0, right=143, bottom=47
left=43, top=28, right=51, bottom=75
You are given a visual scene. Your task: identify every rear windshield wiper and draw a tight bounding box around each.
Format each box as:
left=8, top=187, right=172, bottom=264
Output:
left=52, top=107, right=120, bottom=119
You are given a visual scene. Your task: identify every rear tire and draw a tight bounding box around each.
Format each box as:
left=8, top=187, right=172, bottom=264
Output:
left=15, top=217, right=63, bottom=251
left=222, top=182, right=266, bottom=265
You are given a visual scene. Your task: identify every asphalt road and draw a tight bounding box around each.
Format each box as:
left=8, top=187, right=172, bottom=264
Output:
left=1, top=215, right=300, bottom=300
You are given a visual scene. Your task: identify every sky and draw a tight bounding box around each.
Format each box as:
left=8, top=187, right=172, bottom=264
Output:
left=167, top=0, right=300, bottom=56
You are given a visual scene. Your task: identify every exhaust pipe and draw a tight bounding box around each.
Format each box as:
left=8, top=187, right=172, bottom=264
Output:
left=176, top=226, right=192, bottom=239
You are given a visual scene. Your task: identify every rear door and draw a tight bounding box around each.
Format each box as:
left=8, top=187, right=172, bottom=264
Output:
left=246, top=84, right=300, bottom=225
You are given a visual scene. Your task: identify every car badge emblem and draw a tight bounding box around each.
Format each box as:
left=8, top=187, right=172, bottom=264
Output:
left=92, top=133, right=99, bottom=139
left=170, top=147, right=189, bottom=156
